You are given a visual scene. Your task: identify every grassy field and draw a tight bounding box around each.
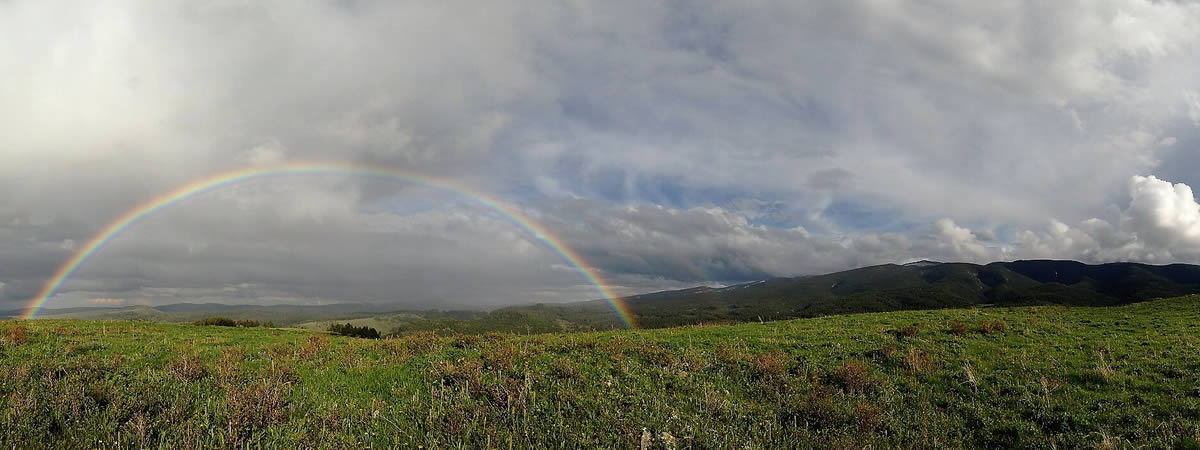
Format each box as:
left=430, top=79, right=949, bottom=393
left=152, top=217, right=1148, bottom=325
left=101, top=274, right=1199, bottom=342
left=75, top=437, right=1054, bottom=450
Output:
left=2, top=297, right=1200, bottom=448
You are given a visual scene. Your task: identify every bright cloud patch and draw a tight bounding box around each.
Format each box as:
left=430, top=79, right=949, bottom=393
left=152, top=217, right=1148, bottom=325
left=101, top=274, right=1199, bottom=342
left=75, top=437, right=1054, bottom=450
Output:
left=1125, top=176, right=1200, bottom=248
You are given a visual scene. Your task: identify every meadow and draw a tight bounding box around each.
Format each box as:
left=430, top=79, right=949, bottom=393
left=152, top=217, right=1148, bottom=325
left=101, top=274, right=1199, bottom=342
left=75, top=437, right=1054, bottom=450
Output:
left=2, top=296, right=1199, bottom=448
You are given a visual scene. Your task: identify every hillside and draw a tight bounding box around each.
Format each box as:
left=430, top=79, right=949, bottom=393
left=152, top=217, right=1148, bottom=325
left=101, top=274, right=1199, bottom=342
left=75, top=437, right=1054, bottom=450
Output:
left=16, top=260, right=1200, bottom=334
left=2, top=296, right=1199, bottom=448
left=375, top=259, right=1200, bottom=332
left=19, top=303, right=400, bottom=326
left=550, top=260, right=1200, bottom=329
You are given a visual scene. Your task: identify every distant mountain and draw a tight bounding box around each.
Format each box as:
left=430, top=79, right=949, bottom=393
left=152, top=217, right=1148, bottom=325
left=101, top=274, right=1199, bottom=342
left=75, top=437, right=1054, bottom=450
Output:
left=22, top=302, right=402, bottom=325
left=0, top=306, right=122, bottom=319
left=15, top=260, right=1200, bottom=333
left=154, top=302, right=396, bottom=314
left=607, top=260, right=1200, bottom=328
left=375, top=259, right=1200, bottom=333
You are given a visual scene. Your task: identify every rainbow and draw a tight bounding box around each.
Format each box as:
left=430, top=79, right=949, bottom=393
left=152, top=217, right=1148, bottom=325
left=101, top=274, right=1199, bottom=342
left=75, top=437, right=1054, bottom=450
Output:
left=23, top=162, right=636, bottom=327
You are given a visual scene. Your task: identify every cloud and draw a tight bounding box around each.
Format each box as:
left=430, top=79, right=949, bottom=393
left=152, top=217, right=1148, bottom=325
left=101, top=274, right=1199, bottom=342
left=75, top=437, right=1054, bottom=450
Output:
left=534, top=200, right=1005, bottom=282
left=1186, top=91, right=1200, bottom=127
left=89, top=298, right=125, bottom=306
left=2, top=1, right=1200, bottom=309
left=536, top=175, right=1200, bottom=282
left=1124, top=175, right=1200, bottom=248
left=931, top=219, right=990, bottom=260
left=509, top=0, right=1200, bottom=226
left=973, top=176, right=1200, bottom=263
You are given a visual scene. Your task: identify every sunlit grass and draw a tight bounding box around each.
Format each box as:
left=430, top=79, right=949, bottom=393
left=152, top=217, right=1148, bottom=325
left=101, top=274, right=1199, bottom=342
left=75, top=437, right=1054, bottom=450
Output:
left=2, top=297, right=1200, bottom=448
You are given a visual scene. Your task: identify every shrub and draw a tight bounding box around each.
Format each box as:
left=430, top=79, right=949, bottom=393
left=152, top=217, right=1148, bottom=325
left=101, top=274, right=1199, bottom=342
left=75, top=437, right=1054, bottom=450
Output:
left=327, top=323, right=381, bottom=339
left=947, top=321, right=968, bottom=336
left=217, top=347, right=245, bottom=383
left=194, top=318, right=272, bottom=328
left=169, top=352, right=206, bottom=381
left=854, top=401, right=883, bottom=433
left=876, top=345, right=899, bottom=362
left=482, top=342, right=519, bottom=372
left=904, top=347, right=932, bottom=374
left=226, top=379, right=290, bottom=445
left=194, top=317, right=237, bottom=327
left=6, top=325, right=28, bottom=344
left=552, top=357, right=579, bottom=379
left=434, top=359, right=484, bottom=390
left=752, top=351, right=787, bottom=381
left=831, top=360, right=872, bottom=394
left=397, top=331, right=443, bottom=354
left=299, top=335, right=330, bottom=359
left=783, top=385, right=841, bottom=429
left=714, top=343, right=750, bottom=367
left=450, top=334, right=483, bottom=349
left=979, top=319, right=1007, bottom=334
left=898, top=325, right=920, bottom=338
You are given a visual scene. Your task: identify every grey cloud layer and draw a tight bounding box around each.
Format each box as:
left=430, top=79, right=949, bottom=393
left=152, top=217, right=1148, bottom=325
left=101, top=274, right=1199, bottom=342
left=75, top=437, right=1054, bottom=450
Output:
left=2, top=1, right=1200, bottom=308
left=535, top=175, right=1200, bottom=283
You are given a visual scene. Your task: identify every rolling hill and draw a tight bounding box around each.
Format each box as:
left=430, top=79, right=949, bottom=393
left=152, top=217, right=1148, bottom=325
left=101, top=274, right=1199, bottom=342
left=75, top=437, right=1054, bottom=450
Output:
left=15, top=260, right=1200, bottom=334
left=506, top=259, right=1200, bottom=329
left=14, top=303, right=401, bottom=326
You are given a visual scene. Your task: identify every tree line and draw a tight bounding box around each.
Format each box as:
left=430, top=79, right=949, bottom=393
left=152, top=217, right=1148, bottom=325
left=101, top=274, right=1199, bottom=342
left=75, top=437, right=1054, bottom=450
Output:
left=327, top=323, right=381, bottom=339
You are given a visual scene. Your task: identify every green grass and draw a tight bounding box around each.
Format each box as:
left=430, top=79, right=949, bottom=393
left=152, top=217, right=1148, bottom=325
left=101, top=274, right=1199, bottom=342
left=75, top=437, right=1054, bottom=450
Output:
left=3, top=297, right=1200, bottom=448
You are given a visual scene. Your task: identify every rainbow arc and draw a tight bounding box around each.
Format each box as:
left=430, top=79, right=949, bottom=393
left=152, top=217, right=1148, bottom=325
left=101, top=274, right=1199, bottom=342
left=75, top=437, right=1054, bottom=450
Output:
left=23, top=162, right=636, bottom=328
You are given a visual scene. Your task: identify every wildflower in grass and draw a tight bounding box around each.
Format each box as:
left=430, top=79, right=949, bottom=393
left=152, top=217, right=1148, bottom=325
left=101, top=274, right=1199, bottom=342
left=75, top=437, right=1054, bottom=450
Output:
left=660, top=431, right=678, bottom=449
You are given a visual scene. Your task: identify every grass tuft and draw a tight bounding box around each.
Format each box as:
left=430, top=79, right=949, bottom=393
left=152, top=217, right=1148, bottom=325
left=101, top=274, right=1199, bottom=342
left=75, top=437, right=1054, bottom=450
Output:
left=5, top=325, right=28, bottom=345
left=552, top=357, right=579, bottom=379
left=979, top=319, right=1007, bottom=334
left=169, top=349, right=206, bottom=382
left=830, top=360, right=872, bottom=394
left=947, top=321, right=968, bottom=336
left=752, top=350, right=788, bottom=381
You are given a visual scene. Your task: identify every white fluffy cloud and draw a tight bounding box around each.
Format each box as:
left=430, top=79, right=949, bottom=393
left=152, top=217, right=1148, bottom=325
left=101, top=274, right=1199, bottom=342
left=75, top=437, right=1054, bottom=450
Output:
left=1124, top=175, right=1200, bottom=248
left=985, top=176, right=1200, bottom=263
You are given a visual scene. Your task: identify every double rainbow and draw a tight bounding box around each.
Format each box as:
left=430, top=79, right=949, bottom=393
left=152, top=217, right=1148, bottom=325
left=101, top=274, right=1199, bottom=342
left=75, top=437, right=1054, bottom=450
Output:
left=22, top=162, right=636, bottom=327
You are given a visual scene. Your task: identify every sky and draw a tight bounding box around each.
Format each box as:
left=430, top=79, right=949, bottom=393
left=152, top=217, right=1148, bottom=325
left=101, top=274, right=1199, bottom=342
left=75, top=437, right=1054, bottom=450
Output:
left=3, top=0, right=1200, bottom=311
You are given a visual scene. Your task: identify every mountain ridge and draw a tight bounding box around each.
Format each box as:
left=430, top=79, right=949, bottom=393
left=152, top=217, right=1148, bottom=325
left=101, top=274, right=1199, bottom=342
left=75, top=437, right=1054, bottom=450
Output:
left=11, top=259, right=1200, bottom=331
left=605, top=259, right=1200, bottom=328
